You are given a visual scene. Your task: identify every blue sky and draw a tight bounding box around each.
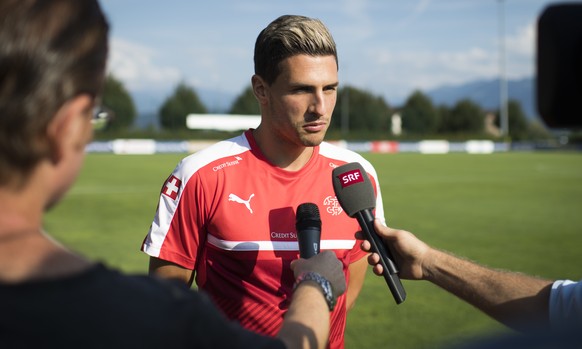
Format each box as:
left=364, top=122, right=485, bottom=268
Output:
left=99, top=0, right=567, bottom=112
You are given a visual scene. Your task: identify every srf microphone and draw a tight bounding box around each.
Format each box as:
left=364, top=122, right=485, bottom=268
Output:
left=296, top=203, right=321, bottom=258
left=332, top=162, right=406, bottom=304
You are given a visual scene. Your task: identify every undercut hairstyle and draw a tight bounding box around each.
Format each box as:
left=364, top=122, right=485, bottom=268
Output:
left=254, top=15, right=338, bottom=85
left=0, top=0, right=109, bottom=186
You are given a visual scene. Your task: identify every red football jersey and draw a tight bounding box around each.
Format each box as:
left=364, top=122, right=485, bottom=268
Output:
left=142, top=130, right=386, bottom=349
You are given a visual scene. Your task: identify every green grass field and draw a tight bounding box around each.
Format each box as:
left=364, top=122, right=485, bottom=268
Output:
left=45, top=152, right=582, bottom=348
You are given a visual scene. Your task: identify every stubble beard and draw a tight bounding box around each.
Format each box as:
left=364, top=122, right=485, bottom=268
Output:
left=298, top=129, right=327, bottom=147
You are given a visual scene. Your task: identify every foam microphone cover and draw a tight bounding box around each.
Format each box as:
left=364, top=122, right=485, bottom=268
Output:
left=332, top=162, right=375, bottom=217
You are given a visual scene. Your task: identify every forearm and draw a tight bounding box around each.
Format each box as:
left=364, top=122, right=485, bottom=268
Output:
left=425, top=248, right=553, bottom=331
left=345, top=257, right=368, bottom=311
left=277, top=282, right=330, bottom=349
left=148, top=257, right=194, bottom=286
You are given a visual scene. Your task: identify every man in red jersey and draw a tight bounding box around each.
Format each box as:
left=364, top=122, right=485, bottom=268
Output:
left=142, top=15, right=386, bottom=349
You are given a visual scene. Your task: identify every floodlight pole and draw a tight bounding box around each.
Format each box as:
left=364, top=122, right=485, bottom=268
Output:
left=341, top=65, right=350, bottom=136
left=341, top=86, right=349, bottom=135
left=498, top=0, right=509, bottom=138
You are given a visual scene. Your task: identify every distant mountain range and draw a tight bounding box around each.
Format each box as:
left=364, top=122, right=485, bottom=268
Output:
left=425, top=77, right=537, bottom=120
left=133, top=76, right=538, bottom=129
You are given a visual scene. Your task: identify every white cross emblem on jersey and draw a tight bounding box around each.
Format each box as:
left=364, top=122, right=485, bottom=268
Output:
left=162, top=175, right=182, bottom=200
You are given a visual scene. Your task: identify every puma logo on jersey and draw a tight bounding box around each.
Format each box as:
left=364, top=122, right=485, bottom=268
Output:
left=228, top=193, right=255, bottom=213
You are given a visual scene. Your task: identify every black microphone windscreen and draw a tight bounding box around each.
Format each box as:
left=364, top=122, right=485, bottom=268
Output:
left=296, top=203, right=321, bottom=230
left=332, top=162, right=375, bottom=217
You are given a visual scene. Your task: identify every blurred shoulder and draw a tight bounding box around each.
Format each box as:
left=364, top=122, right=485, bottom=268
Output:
left=319, top=141, right=377, bottom=174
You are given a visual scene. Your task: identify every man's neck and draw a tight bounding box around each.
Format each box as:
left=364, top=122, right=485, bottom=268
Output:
left=251, top=128, right=315, bottom=171
left=0, top=229, right=92, bottom=283
left=0, top=190, right=91, bottom=283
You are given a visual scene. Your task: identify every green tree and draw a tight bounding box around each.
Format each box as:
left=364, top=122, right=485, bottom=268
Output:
left=331, top=86, right=391, bottom=133
left=102, top=74, right=137, bottom=130
left=436, top=105, right=452, bottom=133
left=159, top=82, right=207, bottom=130
left=400, top=90, right=438, bottom=134
left=496, top=99, right=530, bottom=140
left=442, top=99, right=485, bottom=134
left=229, top=85, right=260, bottom=115
left=527, top=120, right=553, bottom=140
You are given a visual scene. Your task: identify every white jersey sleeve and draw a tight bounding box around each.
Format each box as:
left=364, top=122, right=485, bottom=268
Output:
left=549, top=279, right=582, bottom=330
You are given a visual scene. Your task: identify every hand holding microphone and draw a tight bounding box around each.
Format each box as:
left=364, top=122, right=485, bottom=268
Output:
left=332, top=162, right=406, bottom=304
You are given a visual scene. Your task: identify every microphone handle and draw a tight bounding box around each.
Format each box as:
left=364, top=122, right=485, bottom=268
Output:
left=355, top=209, right=406, bottom=304
left=298, top=227, right=320, bottom=259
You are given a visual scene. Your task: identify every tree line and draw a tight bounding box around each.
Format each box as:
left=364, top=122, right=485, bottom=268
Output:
left=101, top=74, right=552, bottom=141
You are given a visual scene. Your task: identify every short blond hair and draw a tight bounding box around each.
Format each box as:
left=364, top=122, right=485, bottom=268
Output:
left=254, top=15, right=338, bottom=85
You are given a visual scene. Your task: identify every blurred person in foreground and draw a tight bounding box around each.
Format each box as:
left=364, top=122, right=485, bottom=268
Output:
left=0, top=1, right=345, bottom=348
left=141, top=14, right=385, bottom=349
left=358, top=220, right=581, bottom=341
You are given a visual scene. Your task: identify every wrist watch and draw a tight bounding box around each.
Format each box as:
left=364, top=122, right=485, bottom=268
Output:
left=294, top=271, right=336, bottom=311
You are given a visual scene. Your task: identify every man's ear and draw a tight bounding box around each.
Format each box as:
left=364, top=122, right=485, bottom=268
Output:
left=251, top=74, right=268, bottom=105
left=46, top=94, right=93, bottom=164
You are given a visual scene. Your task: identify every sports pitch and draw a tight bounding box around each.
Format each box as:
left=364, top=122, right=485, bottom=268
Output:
left=45, top=151, right=582, bottom=348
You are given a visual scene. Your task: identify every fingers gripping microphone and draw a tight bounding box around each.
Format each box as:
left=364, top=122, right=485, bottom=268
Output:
left=296, top=203, right=321, bottom=258
left=332, top=162, right=406, bottom=304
